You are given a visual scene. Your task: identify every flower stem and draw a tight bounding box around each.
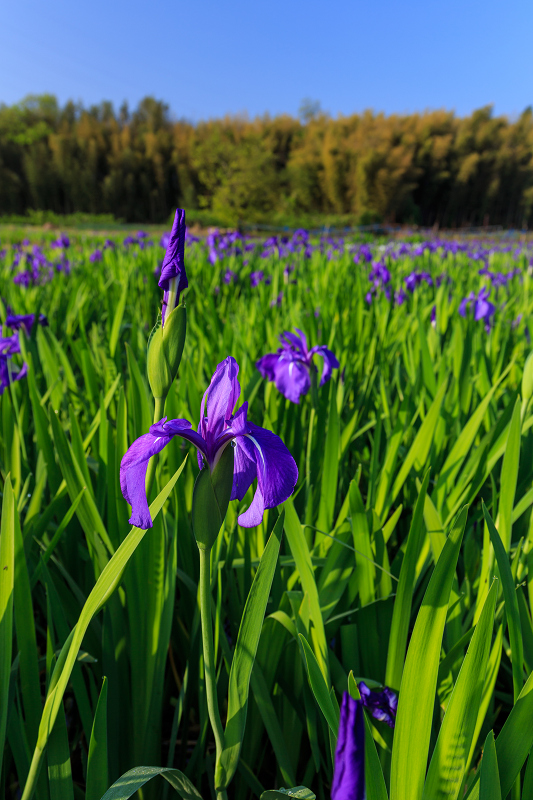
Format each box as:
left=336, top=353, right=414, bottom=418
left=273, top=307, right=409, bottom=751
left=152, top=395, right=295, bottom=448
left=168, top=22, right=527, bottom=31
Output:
left=145, top=395, right=166, bottom=499
left=198, top=545, right=225, bottom=786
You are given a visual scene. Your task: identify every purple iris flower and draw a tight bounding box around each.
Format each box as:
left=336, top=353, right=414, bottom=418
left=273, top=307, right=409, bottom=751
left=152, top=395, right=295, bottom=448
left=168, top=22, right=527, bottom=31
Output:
left=332, top=684, right=397, bottom=800
left=223, top=269, right=237, bottom=284
left=256, top=329, right=339, bottom=404
left=159, top=209, right=188, bottom=325
left=5, top=312, right=48, bottom=332
left=459, top=287, right=495, bottom=326
left=104, top=239, right=115, bottom=250
left=270, top=292, right=283, bottom=308
left=120, top=356, right=298, bottom=530
left=124, top=236, right=138, bottom=246
left=89, top=249, right=103, bottom=263
left=250, top=270, right=264, bottom=287
left=0, top=334, right=28, bottom=394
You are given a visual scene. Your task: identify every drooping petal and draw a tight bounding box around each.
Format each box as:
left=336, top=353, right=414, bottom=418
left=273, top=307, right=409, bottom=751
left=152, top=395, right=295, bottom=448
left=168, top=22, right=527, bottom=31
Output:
left=310, top=345, right=340, bottom=386
left=331, top=693, right=365, bottom=800
left=273, top=358, right=311, bottom=403
left=120, top=417, right=203, bottom=529
left=231, top=441, right=257, bottom=502
left=199, top=356, right=240, bottom=441
left=120, top=430, right=174, bottom=529
left=0, top=357, right=28, bottom=395
left=256, top=352, right=281, bottom=381
left=235, top=422, right=298, bottom=527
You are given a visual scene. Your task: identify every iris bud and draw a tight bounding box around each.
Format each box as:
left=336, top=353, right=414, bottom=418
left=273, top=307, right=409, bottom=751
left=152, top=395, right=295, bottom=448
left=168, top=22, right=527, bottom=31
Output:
left=147, top=305, right=186, bottom=400
left=192, top=445, right=235, bottom=550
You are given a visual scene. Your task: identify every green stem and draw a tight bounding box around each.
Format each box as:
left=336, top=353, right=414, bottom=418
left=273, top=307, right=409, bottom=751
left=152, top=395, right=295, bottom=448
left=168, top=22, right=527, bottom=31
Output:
left=145, top=396, right=166, bottom=499
left=20, top=745, right=43, bottom=800
left=198, top=546, right=225, bottom=784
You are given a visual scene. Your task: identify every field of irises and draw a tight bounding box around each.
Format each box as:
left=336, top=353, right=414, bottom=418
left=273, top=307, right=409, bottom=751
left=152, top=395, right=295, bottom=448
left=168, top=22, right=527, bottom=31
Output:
left=2, top=214, right=533, bottom=800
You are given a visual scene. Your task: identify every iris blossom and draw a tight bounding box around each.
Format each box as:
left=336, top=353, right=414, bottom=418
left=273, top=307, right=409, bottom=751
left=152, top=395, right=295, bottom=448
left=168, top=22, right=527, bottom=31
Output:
left=5, top=312, right=48, bottom=332
left=459, top=286, right=495, bottom=328
left=0, top=334, right=28, bottom=394
left=159, top=209, right=188, bottom=324
left=332, top=684, right=397, bottom=800
left=120, top=356, right=298, bottom=530
left=256, top=329, right=339, bottom=404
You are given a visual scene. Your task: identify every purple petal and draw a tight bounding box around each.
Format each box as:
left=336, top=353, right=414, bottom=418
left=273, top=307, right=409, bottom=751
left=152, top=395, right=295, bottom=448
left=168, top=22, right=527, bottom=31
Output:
left=273, top=358, right=311, bottom=403
left=256, top=353, right=281, bottom=381
left=120, top=429, right=174, bottom=529
left=236, top=422, right=298, bottom=527
left=158, top=209, right=187, bottom=291
left=199, top=357, right=240, bottom=441
left=331, top=693, right=365, bottom=800
left=120, top=417, right=202, bottom=529
left=309, top=345, right=339, bottom=386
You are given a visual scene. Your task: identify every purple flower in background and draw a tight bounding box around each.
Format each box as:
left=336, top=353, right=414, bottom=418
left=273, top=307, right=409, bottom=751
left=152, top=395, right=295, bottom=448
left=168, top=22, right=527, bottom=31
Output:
left=332, top=685, right=397, bottom=800
left=120, top=356, right=298, bottom=529
left=0, top=334, right=27, bottom=394
left=124, top=236, right=138, bottom=246
left=50, top=234, right=70, bottom=249
left=431, top=305, right=437, bottom=328
left=395, top=288, right=407, bottom=306
left=160, top=231, right=171, bottom=249
left=159, top=208, right=188, bottom=325
left=89, top=249, right=103, bottom=263
left=270, top=292, right=283, bottom=308
left=459, top=287, right=495, bottom=327
left=358, top=682, right=397, bottom=727
left=5, top=312, right=48, bottom=332
left=223, top=269, right=237, bottom=284
left=104, top=239, right=115, bottom=250
left=250, top=270, right=264, bottom=287
left=256, top=328, right=339, bottom=404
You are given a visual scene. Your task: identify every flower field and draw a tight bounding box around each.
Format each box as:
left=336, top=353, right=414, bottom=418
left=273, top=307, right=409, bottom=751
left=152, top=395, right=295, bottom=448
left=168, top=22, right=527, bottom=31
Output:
left=2, top=218, right=533, bottom=800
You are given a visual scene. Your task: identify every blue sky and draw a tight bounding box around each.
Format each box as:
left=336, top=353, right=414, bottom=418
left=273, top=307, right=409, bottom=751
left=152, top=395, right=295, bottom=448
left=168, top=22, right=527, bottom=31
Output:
left=1, top=0, right=532, bottom=121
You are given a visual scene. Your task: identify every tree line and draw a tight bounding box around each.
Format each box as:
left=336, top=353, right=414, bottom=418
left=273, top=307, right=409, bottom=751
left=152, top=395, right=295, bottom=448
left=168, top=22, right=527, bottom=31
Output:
left=1, top=94, right=532, bottom=227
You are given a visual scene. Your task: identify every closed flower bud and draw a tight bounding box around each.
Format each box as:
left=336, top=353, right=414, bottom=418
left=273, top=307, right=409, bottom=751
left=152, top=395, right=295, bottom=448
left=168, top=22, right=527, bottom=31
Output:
left=147, top=305, right=186, bottom=400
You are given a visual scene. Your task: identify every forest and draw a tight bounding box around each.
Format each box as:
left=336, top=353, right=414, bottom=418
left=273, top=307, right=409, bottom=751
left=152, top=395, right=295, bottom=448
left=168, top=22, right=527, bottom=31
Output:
left=1, top=94, right=533, bottom=226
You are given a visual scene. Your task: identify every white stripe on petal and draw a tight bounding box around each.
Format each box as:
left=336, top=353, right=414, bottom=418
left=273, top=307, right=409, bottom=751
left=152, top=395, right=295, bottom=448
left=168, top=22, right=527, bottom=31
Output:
left=246, top=434, right=266, bottom=469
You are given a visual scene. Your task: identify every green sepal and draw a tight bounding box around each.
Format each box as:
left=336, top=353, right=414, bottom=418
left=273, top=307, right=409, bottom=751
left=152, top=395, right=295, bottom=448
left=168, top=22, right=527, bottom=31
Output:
left=192, top=445, right=235, bottom=550
left=147, top=305, right=187, bottom=400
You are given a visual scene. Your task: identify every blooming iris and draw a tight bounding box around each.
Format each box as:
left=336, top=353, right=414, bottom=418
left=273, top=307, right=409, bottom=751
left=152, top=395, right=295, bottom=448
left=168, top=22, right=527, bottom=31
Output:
left=459, top=286, right=495, bottom=327
left=0, top=334, right=27, bottom=394
left=5, top=312, right=48, bottom=332
left=159, top=208, right=188, bottom=325
left=256, top=329, right=339, bottom=404
left=120, top=356, right=298, bottom=529
left=332, top=684, right=397, bottom=800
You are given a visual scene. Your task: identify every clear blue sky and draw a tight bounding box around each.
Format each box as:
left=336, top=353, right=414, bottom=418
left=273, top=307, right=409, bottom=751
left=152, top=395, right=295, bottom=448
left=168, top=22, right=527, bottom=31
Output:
left=1, top=0, right=532, bottom=121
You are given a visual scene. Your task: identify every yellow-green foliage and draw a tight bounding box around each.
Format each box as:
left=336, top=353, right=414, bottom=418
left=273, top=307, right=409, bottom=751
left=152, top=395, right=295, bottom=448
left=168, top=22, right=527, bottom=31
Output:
left=1, top=95, right=533, bottom=226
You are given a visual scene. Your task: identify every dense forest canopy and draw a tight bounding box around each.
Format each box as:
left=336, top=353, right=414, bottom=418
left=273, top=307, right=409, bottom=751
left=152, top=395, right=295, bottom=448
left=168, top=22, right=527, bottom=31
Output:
left=1, top=94, right=533, bottom=226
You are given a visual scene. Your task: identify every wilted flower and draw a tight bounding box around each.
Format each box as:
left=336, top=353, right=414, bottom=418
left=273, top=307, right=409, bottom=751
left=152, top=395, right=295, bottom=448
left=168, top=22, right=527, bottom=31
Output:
left=120, top=356, right=298, bottom=529
left=256, top=328, right=339, bottom=404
